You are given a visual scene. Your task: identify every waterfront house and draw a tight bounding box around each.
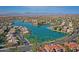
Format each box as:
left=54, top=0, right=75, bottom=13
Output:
left=64, top=42, right=78, bottom=52
left=39, top=44, right=65, bottom=52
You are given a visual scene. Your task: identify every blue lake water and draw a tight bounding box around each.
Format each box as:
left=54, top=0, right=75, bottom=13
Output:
left=13, top=20, right=67, bottom=42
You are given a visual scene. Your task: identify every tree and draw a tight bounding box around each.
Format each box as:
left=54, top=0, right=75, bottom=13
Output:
left=0, top=34, right=5, bottom=44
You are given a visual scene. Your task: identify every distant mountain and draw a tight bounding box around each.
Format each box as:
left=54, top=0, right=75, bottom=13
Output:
left=0, top=12, right=65, bottom=16
left=0, top=12, right=23, bottom=16
left=0, top=12, right=78, bottom=16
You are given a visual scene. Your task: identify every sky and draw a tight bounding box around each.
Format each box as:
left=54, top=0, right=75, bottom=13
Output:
left=0, top=6, right=79, bottom=15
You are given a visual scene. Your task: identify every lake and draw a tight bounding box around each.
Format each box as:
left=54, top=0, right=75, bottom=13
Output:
left=13, top=20, right=67, bottom=43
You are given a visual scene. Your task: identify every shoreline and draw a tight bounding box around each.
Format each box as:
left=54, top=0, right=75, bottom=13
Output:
left=42, top=34, right=69, bottom=44
left=13, top=20, right=70, bottom=45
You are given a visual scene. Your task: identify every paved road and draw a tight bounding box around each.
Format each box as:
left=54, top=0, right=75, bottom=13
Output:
left=0, top=45, right=32, bottom=52
left=17, top=33, right=30, bottom=45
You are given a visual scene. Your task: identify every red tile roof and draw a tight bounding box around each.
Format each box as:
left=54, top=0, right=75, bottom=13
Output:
left=65, top=42, right=78, bottom=48
left=43, top=44, right=64, bottom=51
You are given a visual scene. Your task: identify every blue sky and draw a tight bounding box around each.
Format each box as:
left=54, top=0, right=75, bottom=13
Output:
left=0, top=6, right=79, bottom=14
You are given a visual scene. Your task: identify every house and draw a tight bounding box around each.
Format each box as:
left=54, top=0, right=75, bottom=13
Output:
left=38, top=44, right=65, bottom=52
left=64, top=42, right=78, bottom=52
left=0, top=28, right=4, bottom=34
left=32, top=19, right=38, bottom=26
left=19, top=27, right=29, bottom=34
left=49, top=44, right=65, bottom=52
